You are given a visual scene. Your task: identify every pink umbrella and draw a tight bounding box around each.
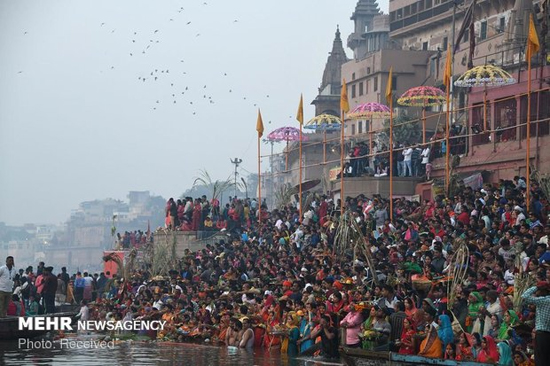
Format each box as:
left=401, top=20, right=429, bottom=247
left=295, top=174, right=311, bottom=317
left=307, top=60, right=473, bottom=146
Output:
left=267, top=126, right=308, bottom=171
left=348, top=102, right=391, bottom=155
left=267, top=126, right=308, bottom=142
left=397, top=86, right=446, bottom=144
left=348, top=102, right=391, bottom=119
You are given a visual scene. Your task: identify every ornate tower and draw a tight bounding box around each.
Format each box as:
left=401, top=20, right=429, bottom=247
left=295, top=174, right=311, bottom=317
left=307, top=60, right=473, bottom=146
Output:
left=311, top=26, right=349, bottom=116
left=347, top=0, right=383, bottom=60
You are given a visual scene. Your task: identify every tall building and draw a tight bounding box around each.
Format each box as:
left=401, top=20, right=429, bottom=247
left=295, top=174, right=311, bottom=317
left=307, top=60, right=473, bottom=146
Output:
left=311, top=26, right=349, bottom=117
left=348, top=0, right=385, bottom=59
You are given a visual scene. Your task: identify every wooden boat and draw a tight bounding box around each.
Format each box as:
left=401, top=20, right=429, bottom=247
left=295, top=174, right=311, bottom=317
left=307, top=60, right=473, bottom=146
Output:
left=340, top=347, right=494, bottom=366
left=0, top=312, right=78, bottom=341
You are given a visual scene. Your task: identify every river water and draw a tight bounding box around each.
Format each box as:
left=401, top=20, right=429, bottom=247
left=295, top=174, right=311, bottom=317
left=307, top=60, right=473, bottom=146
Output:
left=0, top=339, right=345, bottom=366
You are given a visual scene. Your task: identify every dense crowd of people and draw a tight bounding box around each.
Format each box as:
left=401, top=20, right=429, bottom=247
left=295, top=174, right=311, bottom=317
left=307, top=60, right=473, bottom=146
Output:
left=1, top=175, right=549, bottom=365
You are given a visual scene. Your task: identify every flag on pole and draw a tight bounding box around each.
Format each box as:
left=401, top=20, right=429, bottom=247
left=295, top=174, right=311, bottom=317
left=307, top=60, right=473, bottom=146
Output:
left=527, top=13, right=540, bottom=59
left=296, top=94, right=304, bottom=124
left=256, top=109, right=264, bottom=138
left=453, top=0, right=475, bottom=54
left=340, top=79, right=349, bottom=113
left=385, top=67, right=393, bottom=103
left=443, top=47, right=452, bottom=89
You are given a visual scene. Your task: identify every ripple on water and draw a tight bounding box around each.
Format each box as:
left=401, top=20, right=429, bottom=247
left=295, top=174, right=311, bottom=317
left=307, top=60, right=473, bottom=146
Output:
left=1, top=340, right=345, bottom=366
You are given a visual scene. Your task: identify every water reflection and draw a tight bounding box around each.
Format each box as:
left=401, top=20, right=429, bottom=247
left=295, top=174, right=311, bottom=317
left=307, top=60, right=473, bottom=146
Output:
left=1, top=340, right=344, bottom=366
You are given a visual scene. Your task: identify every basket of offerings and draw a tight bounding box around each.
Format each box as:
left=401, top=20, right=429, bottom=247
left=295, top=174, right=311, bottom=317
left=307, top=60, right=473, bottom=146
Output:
left=411, top=274, right=432, bottom=292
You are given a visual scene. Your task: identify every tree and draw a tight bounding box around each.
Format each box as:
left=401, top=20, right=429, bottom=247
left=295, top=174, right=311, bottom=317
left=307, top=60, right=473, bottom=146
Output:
left=191, top=169, right=233, bottom=201
left=380, top=113, right=421, bottom=146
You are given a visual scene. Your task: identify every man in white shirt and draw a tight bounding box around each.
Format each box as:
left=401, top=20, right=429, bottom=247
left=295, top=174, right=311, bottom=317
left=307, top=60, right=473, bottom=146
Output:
left=0, top=256, right=15, bottom=317
left=402, top=147, right=413, bottom=177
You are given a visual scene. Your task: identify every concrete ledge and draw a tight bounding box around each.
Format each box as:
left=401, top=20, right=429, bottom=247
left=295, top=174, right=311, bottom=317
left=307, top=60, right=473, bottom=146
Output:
left=153, top=230, right=227, bottom=257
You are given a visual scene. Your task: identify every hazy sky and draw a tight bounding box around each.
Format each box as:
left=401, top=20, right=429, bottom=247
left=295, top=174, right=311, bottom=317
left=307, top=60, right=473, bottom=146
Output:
left=0, top=0, right=389, bottom=226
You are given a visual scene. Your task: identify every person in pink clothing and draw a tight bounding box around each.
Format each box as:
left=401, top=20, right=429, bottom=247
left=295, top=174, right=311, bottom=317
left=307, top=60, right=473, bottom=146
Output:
left=340, top=303, right=364, bottom=347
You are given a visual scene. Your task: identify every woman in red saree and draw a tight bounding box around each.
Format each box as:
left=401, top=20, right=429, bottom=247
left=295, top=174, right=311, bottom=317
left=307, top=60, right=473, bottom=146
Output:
left=398, top=317, right=416, bottom=355
left=476, top=335, right=499, bottom=364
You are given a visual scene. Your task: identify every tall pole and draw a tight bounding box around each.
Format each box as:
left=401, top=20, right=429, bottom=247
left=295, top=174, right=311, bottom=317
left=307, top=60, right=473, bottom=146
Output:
left=389, top=93, right=394, bottom=222
left=422, top=101, right=427, bottom=144
left=340, top=79, right=349, bottom=215
left=323, top=130, right=327, bottom=164
left=299, top=124, right=303, bottom=221
left=445, top=80, right=451, bottom=194
left=340, top=112, right=345, bottom=214
left=526, top=47, right=533, bottom=208
left=230, top=158, right=242, bottom=198
left=258, top=138, right=262, bottom=226
left=270, top=141, right=274, bottom=208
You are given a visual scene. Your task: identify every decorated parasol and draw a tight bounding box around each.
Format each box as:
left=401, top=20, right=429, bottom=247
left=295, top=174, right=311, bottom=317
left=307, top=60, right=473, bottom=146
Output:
left=348, top=102, right=391, bottom=159
left=397, top=86, right=446, bottom=144
left=454, top=64, right=516, bottom=131
left=304, top=114, right=341, bottom=163
left=304, top=113, right=341, bottom=132
left=267, top=126, right=308, bottom=171
left=348, top=102, right=391, bottom=119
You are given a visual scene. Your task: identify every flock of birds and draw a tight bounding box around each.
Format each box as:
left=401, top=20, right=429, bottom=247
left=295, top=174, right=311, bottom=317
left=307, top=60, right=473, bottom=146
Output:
left=16, top=2, right=294, bottom=123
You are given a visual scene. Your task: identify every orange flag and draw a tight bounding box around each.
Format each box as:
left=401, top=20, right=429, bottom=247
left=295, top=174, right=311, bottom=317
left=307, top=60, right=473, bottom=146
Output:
left=296, top=94, right=304, bottom=124
left=256, top=109, right=264, bottom=138
left=340, top=79, right=349, bottom=113
left=443, top=48, right=452, bottom=89
left=527, top=13, right=540, bottom=59
left=385, top=67, right=393, bottom=103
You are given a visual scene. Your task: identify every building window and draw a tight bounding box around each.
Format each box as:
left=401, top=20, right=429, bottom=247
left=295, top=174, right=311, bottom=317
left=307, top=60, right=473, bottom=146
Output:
left=443, top=37, right=448, bottom=51
left=358, top=121, right=363, bottom=134
left=359, top=82, right=364, bottom=96
left=351, top=124, right=356, bottom=135
left=426, top=0, right=432, bottom=8
left=464, top=28, right=469, bottom=43
left=367, top=67, right=371, bottom=74
left=392, top=76, right=397, bottom=91
left=366, top=80, right=369, bottom=93
left=422, top=41, right=428, bottom=50
left=373, top=76, right=378, bottom=92
left=498, top=17, right=505, bottom=33
left=352, top=72, right=356, bottom=81
left=351, top=84, right=356, bottom=98
left=480, top=21, right=487, bottom=40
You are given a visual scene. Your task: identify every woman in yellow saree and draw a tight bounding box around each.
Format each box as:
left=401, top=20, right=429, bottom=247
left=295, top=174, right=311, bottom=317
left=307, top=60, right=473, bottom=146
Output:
left=418, top=324, right=443, bottom=358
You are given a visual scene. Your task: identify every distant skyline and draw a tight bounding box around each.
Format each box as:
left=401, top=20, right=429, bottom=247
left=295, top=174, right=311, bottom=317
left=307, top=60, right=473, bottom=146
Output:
left=0, top=0, right=390, bottom=225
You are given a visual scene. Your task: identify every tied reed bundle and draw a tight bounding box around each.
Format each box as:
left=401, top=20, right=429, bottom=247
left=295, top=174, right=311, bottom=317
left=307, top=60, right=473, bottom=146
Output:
left=446, top=238, right=469, bottom=310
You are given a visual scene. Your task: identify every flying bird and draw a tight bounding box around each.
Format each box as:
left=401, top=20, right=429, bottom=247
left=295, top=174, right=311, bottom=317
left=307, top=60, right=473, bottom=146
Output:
left=154, top=30, right=159, bottom=33
left=186, top=22, right=191, bottom=25
left=196, top=33, right=200, bottom=37
left=101, top=23, right=105, bottom=26
left=130, top=53, right=133, bottom=56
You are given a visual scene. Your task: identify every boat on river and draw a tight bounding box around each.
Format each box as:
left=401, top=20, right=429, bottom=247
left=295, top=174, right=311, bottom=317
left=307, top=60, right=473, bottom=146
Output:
left=0, top=312, right=78, bottom=341
left=340, top=347, right=494, bottom=366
